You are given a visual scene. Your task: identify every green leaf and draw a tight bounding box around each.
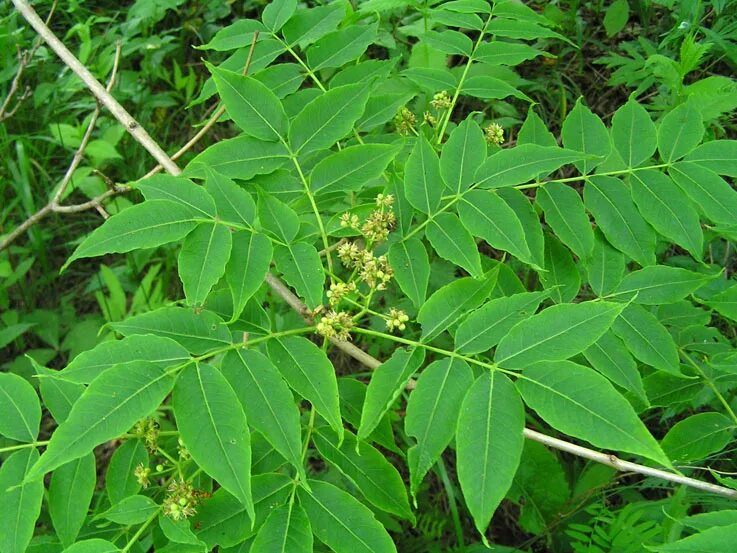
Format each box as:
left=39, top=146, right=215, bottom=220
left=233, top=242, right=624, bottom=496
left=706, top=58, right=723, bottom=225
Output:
left=0, top=449, right=43, bottom=553
left=518, top=108, right=556, bottom=147
left=258, top=194, right=299, bottom=243
left=0, top=323, right=34, bottom=350
left=440, top=117, right=486, bottom=194
left=64, top=200, right=198, bottom=270
left=584, top=176, right=656, bottom=266
left=684, top=139, right=737, bottom=177
left=358, top=347, right=425, bottom=440
left=458, top=190, right=535, bottom=265
left=494, top=301, right=624, bottom=369
left=199, top=20, right=265, bottom=51
left=35, top=363, right=84, bottom=422
left=661, top=412, right=734, bottom=462
left=59, top=334, right=190, bottom=384
left=307, top=23, right=378, bottom=71
left=561, top=98, right=610, bottom=174
left=62, top=539, right=120, bottom=553
left=262, top=0, right=297, bottom=31
left=583, top=331, right=647, bottom=403
left=388, top=238, right=429, bottom=308
left=629, top=170, right=703, bottom=259
left=100, top=495, right=158, bottom=525
left=174, top=364, right=253, bottom=517
left=158, top=514, right=203, bottom=546
left=475, top=145, right=585, bottom=188
left=475, top=41, right=545, bottom=66
left=314, top=429, right=413, bottom=520
left=426, top=212, right=482, bottom=278
left=49, top=454, right=96, bottom=547
left=0, top=372, right=40, bottom=442
left=657, top=104, right=704, bottom=162
left=273, top=243, right=325, bottom=309
left=298, top=480, right=397, bottom=553
left=254, top=63, right=305, bottom=98
left=338, top=379, right=398, bottom=454
left=457, top=372, right=524, bottom=539
left=603, top=0, right=629, bottom=36
left=647, top=523, right=737, bottom=552
left=289, top=83, right=370, bottom=155
left=178, top=223, right=232, bottom=306
left=281, top=4, right=345, bottom=48
left=704, top=284, right=737, bottom=322
left=222, top=350, right=304, bottom=480
left=585, top=230, right=625, bottom=297
left=461, top=75, right=531, bottom=101
left=610, top=265, right=714, bottom=304
left=110, top=307, right=231, bottom=355
left=537, top=182, right=594, bottom=259
left=406, top=358, right=473, bottom=499
left=106, top=439, right=148, bottom=505
left=517, top=360, right=669, bottom=465
left=213, top=64, right=289, bottom=141
left=611, top=304, right=681, bottom=376
left=485, top=18, right=568, bottom=41
left=311, top=144, right=399, bottom=195
left=507, top=441, right=570, bottom=535
left=498, top=188, right=545, bottom=267
left=611, top=98, right=657, bottom=167
left=185, top=137, right=290, bottom=180
left=422, top=29, right=473, bottom=56
left=417, top=273, right=497, bottom=341
left=266, top=336, right=342, bottom=439
left=358, top=91, right=416, bottom=131
left=404, top=132, right=443, bottom=214
left=26, top=361, right=175, bottom=481
left=455, top=291, right=548, bottom=354
left=250, top=503, right=312, bottom=553
left=204, top=169, right=256, bottom=226
left=402, top=67, right=457, bottom=92
left=539, top=232, right=581, bottom=303
left=669, top=162, right=737, bottom=225
left=226, top=231, right=272, bottom=322
left=136, top=174, right=217, bottom=218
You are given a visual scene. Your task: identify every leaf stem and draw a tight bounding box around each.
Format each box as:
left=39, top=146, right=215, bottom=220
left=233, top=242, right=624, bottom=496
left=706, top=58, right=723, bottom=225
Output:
left=680, top=349, right=737, bottom=425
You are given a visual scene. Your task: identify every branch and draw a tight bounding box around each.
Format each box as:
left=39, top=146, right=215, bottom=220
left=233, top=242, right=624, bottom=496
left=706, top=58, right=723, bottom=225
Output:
left=264, top=270, right=737, bottom=500
left=11, top=0, right=181, bottom=175
left=0, top=1, right=56, bottom=121
left=1, top=42, right=124, bottom=252
left=16, top=0, right=736, bottom=501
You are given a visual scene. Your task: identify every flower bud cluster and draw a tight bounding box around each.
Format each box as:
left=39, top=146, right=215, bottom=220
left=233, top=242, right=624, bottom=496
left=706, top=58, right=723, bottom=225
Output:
left=134, top=463, right=151, bottom=488
left=337, top=242, right=394, bottom=291
left=316, top=310, right=354, bottom=341
left=386, top=308, right=409, bottom=332
left=485, top=122, right=504, bottom=145
left=431, top=90, right=452, bottom=110
left=340, top=194, right=396, bottom=243
left=394, top=106, right=416, bottom=135
left=133, top=418, right=159, bottom=453
left=163, top=479, right=201, bottom=521
left=327, top=281, right=357, bottom=307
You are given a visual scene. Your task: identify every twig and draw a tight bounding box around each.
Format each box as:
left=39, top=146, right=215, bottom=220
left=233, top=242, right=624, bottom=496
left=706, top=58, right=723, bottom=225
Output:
left=16, top=0, right=737, bottom=501
left=141, top=31, right=260, bottom=180
left=264, top=271, right=737, bottom=499
left=0, top=43, right=123, bottom=252
left=11, top=0, right=180, bottom=175
left=0, top=1, right=56, bottom=121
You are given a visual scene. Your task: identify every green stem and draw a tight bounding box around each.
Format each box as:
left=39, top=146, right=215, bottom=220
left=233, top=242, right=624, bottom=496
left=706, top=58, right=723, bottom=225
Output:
left=680, top=349, right=737, bottom=425
left=290, top=155, right=334, bottom=278
left=436, top=456, right=465, bottom=551
left=0, top=441, right=48, bottom=454
left=121, top=507, right=161, bottom=553
left=435, top=10, right=495, bottom=144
